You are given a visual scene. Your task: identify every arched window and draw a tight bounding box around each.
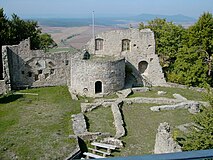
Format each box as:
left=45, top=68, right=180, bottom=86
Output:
left=138, top=61, right=148, bottom=74
left=122, top=39, right=130, bottom=51
left=95, top=38, right=104, bottom=51
left=95, top=81, right=102, bottom=93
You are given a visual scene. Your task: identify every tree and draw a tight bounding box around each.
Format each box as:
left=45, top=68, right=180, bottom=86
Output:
left=168, top=46, right=210, bottom=87
left=169, top=12, right=213, bottom=87
left=0, top=8, right=9, bottom=45
left=180, top=104, right=213, bottom=151
left=0, top=8, right=56, bottom=50
left=187, top=12, right=213, bottom=77
left=39, top=33, right=57, bottom=52
left=139, top=19, right=185, bottom=75
left=139, top=13, right=213, bottom=87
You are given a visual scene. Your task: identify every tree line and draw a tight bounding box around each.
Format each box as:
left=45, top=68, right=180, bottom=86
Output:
left=139, top=12, right=213, bottom=87
left=0, top=8, right=56, bottom=51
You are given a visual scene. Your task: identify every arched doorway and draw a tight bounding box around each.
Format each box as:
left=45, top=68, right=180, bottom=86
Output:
left=95, top=81, right=102, bottom=94
left=138, top=61, right=148, bottom=74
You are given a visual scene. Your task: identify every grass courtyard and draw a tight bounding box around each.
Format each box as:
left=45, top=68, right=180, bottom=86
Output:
left=0, top=86, right=81, bottom=160
left=0, top=86, right=208, bottom=159
left=86, top=86, right=208, bottom=157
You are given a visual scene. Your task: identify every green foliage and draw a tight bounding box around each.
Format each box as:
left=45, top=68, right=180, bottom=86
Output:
left=168, top=46, right=210, bottom=87
left=39, top=33, right=57, bottom=52
left=139, top=12, right=213, bottom=87
left=139, top=19, right=185, bottom=68
left=181, top=106, right=213, bottom=151
left=187, top=12, right=213, bottom=54
left=0, top=8, right=56, bottom=50
left=0, top=8, right=9, bottom=45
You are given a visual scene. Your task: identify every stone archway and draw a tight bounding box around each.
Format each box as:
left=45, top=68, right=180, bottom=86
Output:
left=138, top=61, right=148, bottom=74
left=95, top=81, right=102, bottom=94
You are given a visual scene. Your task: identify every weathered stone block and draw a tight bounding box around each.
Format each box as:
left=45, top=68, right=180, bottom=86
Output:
left=157, top=91, right=167, bottom=95
left=71, top=113, right=87, bottom=135
left=116, top=88, right=132, bottom=98
left=173, top=93, right=187, bottom=101
left=111, top=100, right=125, bottom=138
left=154, top=122, right=182, bottom=154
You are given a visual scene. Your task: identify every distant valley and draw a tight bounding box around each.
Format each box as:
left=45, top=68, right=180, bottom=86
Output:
left=36, top=13, right=196, bottom=28
left=41, top=26, right=120, bottom=49
left=38, top=13, right=196, bottom=49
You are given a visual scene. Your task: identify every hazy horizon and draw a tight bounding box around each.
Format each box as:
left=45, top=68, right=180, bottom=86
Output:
left=1, top=0, right=213, bottom=19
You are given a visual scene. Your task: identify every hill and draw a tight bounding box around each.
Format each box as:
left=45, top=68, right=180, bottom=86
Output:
left=132, top=13, right=196, bottom=23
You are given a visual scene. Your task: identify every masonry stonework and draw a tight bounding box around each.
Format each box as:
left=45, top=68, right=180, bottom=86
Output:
left=70, top=54, right=125, bottom=96
left=0, top=80, right=7, bottom=95
left=85, top=28, right=167, bottom=87
left=4, top=39, right=71, bottom=89
left=1, top=28, right=167, bottom=96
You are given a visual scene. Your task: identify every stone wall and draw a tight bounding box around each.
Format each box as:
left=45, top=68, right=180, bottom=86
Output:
left=0, top=80, right=7, bottom=95
left=85, top=28, right=167, bottom=86
left=154, top=122, right=182, bottom=154
left=0, top=46, right=11, bottom=94
left=4, top=39, right=71, bottom=89
left=70, top=54, right=125, bottom=96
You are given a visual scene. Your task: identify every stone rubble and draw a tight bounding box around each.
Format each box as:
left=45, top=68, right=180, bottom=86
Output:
left=116, top=88, right=132, bottom=98
left=173, top=93, right=187, bottom=101
left=154, top=122, right=182, bottom=154
left=157, top=91, right=167, bottom=95
left=150, top=101, right=201, bottom=114
left=132, top=87, right=150, bottom=93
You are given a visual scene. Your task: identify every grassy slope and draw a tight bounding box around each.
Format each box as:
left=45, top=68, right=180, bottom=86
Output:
left=0, top=86, right=81, bottom=160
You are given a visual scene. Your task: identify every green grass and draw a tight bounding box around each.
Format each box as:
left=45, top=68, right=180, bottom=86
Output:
left=0, top=86, right=207, bottom=159
left=85, top=103, right=192, bottom=157
left=85, top=87, right=206, bottom=157
left=0, top=86, right=81, bottom=160
left=116, top=103, right=192, bottom=156
left=85, top=107, right=115, bottom=136
left=128, top=86, right=207, bottom=101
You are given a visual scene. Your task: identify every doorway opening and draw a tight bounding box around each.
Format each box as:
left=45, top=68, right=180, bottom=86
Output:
left=138, top=61, right=148, bottom=74
left=95, top=81, right=102, bottom=94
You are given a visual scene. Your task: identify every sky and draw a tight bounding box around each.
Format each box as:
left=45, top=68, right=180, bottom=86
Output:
left=0, top=0, right=213, bottom=19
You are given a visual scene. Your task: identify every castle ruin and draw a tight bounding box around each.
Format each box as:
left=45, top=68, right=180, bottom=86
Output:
left=0, top=28, right=167, bottom=96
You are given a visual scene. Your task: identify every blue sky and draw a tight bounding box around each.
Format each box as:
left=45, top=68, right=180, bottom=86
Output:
left=0, top=0, right=212, bottom=18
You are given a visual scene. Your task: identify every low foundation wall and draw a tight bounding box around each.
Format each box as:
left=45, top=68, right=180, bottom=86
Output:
left=0, top=80, right=7, bottom=95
